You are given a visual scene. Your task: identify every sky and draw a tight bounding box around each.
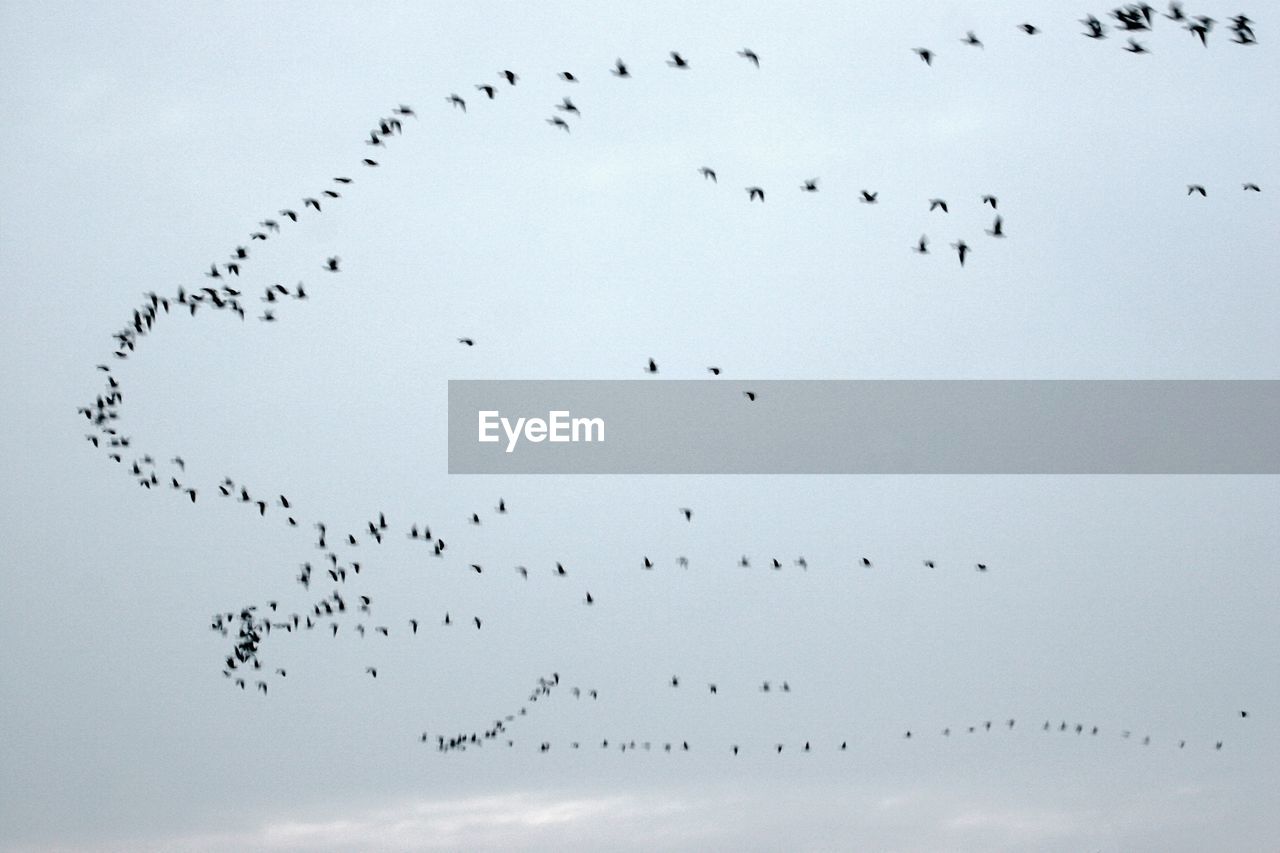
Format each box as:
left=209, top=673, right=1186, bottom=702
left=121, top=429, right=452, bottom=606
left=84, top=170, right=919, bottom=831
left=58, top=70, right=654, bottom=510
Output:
left=1, top=1, right=1278, bottom=851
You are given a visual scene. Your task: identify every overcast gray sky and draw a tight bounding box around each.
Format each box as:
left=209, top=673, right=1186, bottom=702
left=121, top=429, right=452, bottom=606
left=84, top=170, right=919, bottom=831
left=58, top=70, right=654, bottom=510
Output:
left=2, top=2, right=1278, bottom=851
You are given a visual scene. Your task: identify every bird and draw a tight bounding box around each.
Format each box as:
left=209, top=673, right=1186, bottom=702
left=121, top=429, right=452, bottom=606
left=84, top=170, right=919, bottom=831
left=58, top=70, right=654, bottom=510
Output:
left=1187, top=184, right=1207, bottom=197
left=1124, top=38, right=1149, bottom=53
left=962, top=31, right=983, bottom=48
left=1019, top=23, right=1040, bottom=35
left=555, top=97, right=579, bottom=116
left=707, top=367, right=721, bottom=375
left=645, top=358, right=658, bottom=374
left=913, top=235, right=929, bottom=254
left=325, top=256, right=340, bottom=272
left=585, top=591, right=594, bottom=605
left=699, top=167, right=717, bottom=182
left=982, top=194, right=998, bottom=209
left=501, top=70, right=518, bottom=85
left=1242, top=183, right=1261, bottom=192
left=667, top=52, right=689, bottom=68
left=952, top=240, right=971, bottom=266
left=801, top=178, right=819, bottom=192
left=547, top=117, right=571, bottom=132
left=928, top=199, right=949, bottom=213
left=743, top=391, right=756, bottom=401
left=458, top=337, right=475, bottom=346
left=557, top=72, right=577, bottom=82
left=986, top=216, right=1005, bottom=237
left=447, top=94, right=466, bottom=111
left=680, top=508, right=693, bottom=521
left=473, top=617, right=482, bottom=629
left=1081, top=15, right=1107, bottom=38
left=476, top=84, right=496, bottom=99
left=859, top=190, right=878, bottom=204
left=737, top=48, right=759, bottom=67
left=366, top=667, right=377, bottom=677
left=913, top=48, right=934, bottom=65
left=746, top=186, right=765, bottom=202
left=611, top=59, right=630, bottom=78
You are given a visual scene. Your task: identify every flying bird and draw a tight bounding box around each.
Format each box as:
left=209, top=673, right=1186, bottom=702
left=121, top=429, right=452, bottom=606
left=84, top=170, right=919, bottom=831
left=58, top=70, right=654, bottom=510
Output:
left=913, top=48, right=934, bottom=65
left=611, top=59, right=630, bottom=78
left=699, top=167, right=717, bottom=182
left=952, top=240, right=971, bottom=266
left=667, top=52, right=689, bottom=68
left=746, top=186, right=765, bottom=202
left=738, top=48, right=760, bottom=67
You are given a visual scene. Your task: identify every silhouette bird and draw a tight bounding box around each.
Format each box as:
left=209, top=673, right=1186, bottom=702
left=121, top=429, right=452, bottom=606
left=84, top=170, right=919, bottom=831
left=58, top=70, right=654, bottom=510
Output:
left=699, top=167, right=717, bottom=182
left=476, top=84, right=496, bottom=99
left=646, top=358, right=658, bottom=373
left=447, top=94, right=466, bottom=111
left=744, top=391, right=756, bottom=401
left=366, top=667, right=377, bottom=677
left=1019, top=23, right=1040, bottom=35
left=547, top=117, right=571, bottom=132
left=1081, top=15, right=1107, bottom=38
left=962, top=31, right=983, bottom=48
left=929, top=198, right=949, bottom=213
left=952, top=240, right=971, bottom=266
left=860, top=190, right=878, bottom=203
left=746, top=186, right=765, bottom=202
left=558, top=72, right=577, bottom=82
left=667, top=52, right=689, bottom=68
left=556, top=97, right=580, bottom=116
left=982, top=194, right=998, bottom=209
left=680, top=508, right=693, bottom=521
left=501, top=70, right=518, bottom=85
left=1242, top=183, right=1260, bottom=192
left=913, top=48, right=934, bottom=65
left=458, top=337, right=475, bottom=346
left=707, top=367, right=721, bottom=375
left=801, top=179, right=819, bottom=192
left=913, top=235, right=929, bottom=254
left=738, top=48, right=760, bottom=67
left=1187, top=184, right=1207, bottom=197
left=611, top=59, right=630, bottom=78
left=326, top=256, right=340, bottom=272
left=986, top=216, right=1005, bottom=237
left=1124, top=38, right=1149, bottom=53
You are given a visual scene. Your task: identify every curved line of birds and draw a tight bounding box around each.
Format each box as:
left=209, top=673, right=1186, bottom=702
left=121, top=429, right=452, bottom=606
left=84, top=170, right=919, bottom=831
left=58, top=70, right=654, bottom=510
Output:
left=419, top=671, right=1247, bottom=756
left=79, top=25, right=1261, bottom=745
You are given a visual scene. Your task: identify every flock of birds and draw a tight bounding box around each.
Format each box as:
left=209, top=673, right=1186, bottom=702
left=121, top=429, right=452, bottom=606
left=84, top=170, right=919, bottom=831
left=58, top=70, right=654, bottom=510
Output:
left=78, top=11, right=1260, bottom=758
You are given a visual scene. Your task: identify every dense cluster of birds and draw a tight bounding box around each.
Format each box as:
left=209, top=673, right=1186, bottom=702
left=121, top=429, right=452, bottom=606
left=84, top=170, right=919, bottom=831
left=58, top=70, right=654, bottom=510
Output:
left=78, top=21, right=1260, bottom=756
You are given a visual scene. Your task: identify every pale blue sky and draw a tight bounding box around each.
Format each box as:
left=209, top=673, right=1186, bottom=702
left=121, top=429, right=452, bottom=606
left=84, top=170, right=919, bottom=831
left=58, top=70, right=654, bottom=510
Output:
left=1, top=2, right=1278, bottom=851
